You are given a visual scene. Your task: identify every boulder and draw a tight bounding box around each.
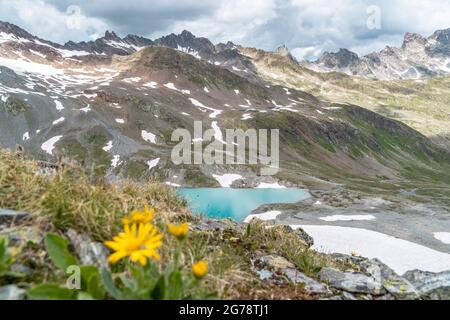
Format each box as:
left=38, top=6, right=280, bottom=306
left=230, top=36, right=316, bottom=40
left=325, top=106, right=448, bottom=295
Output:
left=360, top=259, right=419, bottom=299
left=257, top=254, right=295, bottom=270
left=403, top=270, right=450, bottom=300
left=66, top=229, right=109, bottom=268
left=0, top=285, right=26, bottom=300
left=318, top=267, right=385, bottom=295
left=283, top=268, right=330, bottom=294
left=0, top=208, right=29, bottom=224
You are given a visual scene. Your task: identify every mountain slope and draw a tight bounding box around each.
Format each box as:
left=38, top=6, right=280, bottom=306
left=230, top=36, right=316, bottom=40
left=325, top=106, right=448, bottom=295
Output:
left=0, top=21, right=449, bottom=207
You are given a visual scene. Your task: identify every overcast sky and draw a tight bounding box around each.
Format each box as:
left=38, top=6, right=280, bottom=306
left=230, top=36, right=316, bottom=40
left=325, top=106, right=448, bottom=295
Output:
left=1, top=0, right=450, bottom=60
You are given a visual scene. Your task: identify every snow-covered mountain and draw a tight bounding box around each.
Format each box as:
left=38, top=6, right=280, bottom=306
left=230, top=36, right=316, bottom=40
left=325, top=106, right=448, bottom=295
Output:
left=304, top=29, right=450, bottom=80
left=1, top=20, right=450, bottom=194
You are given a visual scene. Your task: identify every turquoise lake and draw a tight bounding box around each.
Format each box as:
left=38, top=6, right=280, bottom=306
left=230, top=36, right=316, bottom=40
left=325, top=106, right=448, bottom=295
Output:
left=176, top=188, right=311, bottom=221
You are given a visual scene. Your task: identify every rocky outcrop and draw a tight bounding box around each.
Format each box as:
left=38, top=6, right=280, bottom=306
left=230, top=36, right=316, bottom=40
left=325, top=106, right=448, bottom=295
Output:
left=403, top=270, right=450, bottom=300
left=253, top=254, right=330, bottom=295
left=318, top=267, right=385, bottom=295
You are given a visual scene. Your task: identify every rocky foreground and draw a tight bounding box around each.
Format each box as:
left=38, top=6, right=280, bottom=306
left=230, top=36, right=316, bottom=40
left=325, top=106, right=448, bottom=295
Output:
left=1, top=207, right=449, bottom=300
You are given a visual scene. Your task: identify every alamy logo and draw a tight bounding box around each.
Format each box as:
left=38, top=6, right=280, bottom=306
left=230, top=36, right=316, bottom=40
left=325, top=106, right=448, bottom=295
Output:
left=171, top=122, right=279, bottom=176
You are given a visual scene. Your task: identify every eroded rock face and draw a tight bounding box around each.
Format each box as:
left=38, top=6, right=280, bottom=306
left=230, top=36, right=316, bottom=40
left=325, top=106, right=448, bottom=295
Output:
left=283, top=268, right=330, bottom=295
left=403, top=270, right=450, bottom=300
left=253, top=254, right=330, bottom=295
left=360, top=259, right=419, bottom=300
left=318, top=267, right=385, bottom=295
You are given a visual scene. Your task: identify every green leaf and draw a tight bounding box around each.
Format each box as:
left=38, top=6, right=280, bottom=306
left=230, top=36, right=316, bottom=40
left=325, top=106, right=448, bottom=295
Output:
left=101, top=268, right=122, bottom=300
left=45, top=234, right=79, bottom=271
left=151, top=275, right=166, bottom=300
left=167, top=270, right=183, bottom=300
left=27, top=284, right=78, bottom=300
left=79, top=266, right=105, bottom=300
left=0, top=237, right=6, bottom=262
left=77, top=292, right=95, bottom=300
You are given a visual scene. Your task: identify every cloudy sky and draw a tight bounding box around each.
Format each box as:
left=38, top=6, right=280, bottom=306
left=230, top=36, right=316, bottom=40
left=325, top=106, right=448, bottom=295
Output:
left=1, top=0, right=450, bottom=60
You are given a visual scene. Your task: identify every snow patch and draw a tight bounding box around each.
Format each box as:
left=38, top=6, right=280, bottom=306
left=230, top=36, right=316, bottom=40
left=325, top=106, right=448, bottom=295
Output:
left=52, top=117, right=65, bottom=125
left=22, top=132, right=30, bottom=141
left=164, top=83, right=190, bottom=94
left=111, top=155, right=121, bottom=168
left=41, top=135, right=63, bottom=155
left=147, top=158, right=160, bottom=170
left=434, top=232, right=450, bottom=244
left=143, top=81, right=158, bottom=89
left=165, top=182, right=181, bottom=187
left=256, top=182, right=286, bottom=189
left=212, top=174, right=243, bottom=188
left=211, top=121, right=226, bottom=144
left=80, top=105, right=91, bottom=113
left=141, top=130, right=157, bottom=144
left=54, top=100, right=64, bottom=111
left=102, top=141, right=113, bottom=152
left=291, top=225, right=450, bottom=274
left=319, top=215, right=376, bottom=222
left=244, top=211, right=282, bottom=223
left=189, top=98, right=222, bottom=119
left=0, top=57, right=63, bottom=76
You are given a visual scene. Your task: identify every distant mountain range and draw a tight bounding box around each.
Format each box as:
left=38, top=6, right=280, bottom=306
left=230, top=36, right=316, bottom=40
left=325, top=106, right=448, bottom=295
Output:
left=304, top=29, right=450, bottom=80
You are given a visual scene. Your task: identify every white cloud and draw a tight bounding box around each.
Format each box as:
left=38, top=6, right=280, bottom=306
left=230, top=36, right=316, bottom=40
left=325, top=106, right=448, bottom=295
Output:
left=0, top=0, right=449, bottom=59
left=0, top=0, right=108, bottom=43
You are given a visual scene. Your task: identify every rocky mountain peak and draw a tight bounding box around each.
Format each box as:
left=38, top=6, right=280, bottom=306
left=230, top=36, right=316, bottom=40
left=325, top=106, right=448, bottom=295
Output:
left=318, top=48, right=360, bottom=69
left=274, top=45, right=297, bottom=63
left=0, top=21, right=34, bottom=40
left=180, top=30, right=195, bottom=40
left=402, top=32, right=427, bottom=49
left=275, top=45, right=290, bottom=56
left=430, top=28, right=450, bottom=43
left=103, top=30, right=121, bottom=41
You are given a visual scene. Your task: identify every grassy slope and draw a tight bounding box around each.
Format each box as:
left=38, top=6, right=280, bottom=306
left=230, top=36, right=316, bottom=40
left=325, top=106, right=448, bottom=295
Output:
left=242, top=47, right=450, bottom=150
left=0, top=148, right=354, bottom=299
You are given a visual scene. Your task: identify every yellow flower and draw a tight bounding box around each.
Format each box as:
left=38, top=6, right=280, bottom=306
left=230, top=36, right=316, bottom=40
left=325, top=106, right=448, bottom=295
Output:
left=192, top=260, right=208, bottom=279
left=122, top=206, right=155, bottom=225
left=168, top=223, right=189, bottom=240
left=104, top=223, right=163, bottom=266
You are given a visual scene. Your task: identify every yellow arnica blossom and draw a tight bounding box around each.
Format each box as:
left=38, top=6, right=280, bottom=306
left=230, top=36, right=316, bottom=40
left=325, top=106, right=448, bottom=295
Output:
left=122, top=205, right=155, bottom=225
left=192, top=260, right=208, bottom=279
left=105, top=223, right=163, bottom=266
left=168, top=223, right=189, bottom=240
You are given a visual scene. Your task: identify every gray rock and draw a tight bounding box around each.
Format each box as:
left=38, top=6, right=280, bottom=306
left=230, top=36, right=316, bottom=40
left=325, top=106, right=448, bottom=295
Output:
left=318, top=267, right=385, bottom=295
left=294, top=227, right=314, bottom=247
left=0, top=285, right=26, bottom=300
left=192, top=219, right=238, bottom=232
left=257, top=254, right=295, bottom=270
left=283, top=268, right=330, bottom=294
left=403, top=270, right=450, bottom=300
left=360, top=259, right=419, bottom=300
left=341, top=291, right=358, bottom=300
left=0, top=208, right=29, bottom=223
left=0, top=226, right=43, bottom=246
left=256, top=269, right=274, bottom=281
left=66, top=229, right=109, bottom=268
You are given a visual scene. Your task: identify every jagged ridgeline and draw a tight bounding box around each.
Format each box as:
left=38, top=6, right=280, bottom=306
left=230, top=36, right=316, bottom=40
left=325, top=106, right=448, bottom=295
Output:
left=0, top=21, right=450, bottom=205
